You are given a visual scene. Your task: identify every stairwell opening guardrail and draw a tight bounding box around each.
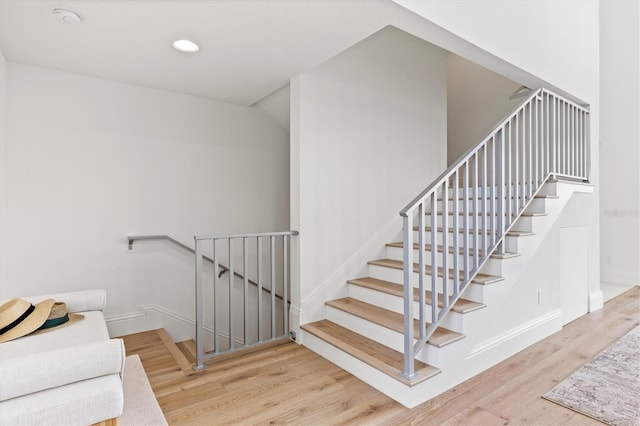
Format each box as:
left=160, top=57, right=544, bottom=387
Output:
left=127, top=231, right=298, bottom=371
left=399, top=88, right=589, bottom=379
left=194, top=230, right=299, bottom=370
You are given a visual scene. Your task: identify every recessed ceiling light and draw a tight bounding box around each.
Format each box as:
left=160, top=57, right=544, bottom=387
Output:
left=52, top=8, right=82, bottom=24
left=172, top=39, right=200, bottom=53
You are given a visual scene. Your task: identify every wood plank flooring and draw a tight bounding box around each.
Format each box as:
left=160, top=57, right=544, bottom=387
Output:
left=121, top=286, right=639, bottom=425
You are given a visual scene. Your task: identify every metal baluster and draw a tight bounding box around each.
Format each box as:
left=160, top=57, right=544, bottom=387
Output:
left=569, top=105, right=573, bottom=176
left=529, top=96, right=540, bottom=188
left=528, top=102, right=532, bottom=200
left=270, top=236, right=275, bottom=338
left=490, top=136, right=496, bottom=250
left=194, top=239, right=205, bottom=369
left=520, top=109, right=525, bottom=210
left=441, top=181, right=449, bottom=313
left=243, top=237, right=248, bottom=345
left=453, top=170, right=460, bottom=295
left=581, top=110, right=585, bottom=178
left=418, top=201, right=425, bottom=340
left=496, top=129, right=505, bottom=255
left=514, top=112, right=519, bottom=217
left=430, top=192, right=437, bottom=324
left=575, top=106, right=579, bottom=177
left=506, top=121, right=512, bottom=229
left=587, top=109, right=591, bottom=180
left=543, top=93, right=548, bottom=177
left=482, top=145, right=487, bottom=259
left=563, top=101, right=567, bottom=175
left=473, top=152, right=479, bottom=271
left=578, top=110, right=582, bottom=178
left=213, top=239, right=220, bottom=353
left=402, top=213, right=415, bottom=378
left=283, top=235, right=288, bottom=336
left=551, top=96, right=556, bottom=176
left=257, top=237, right=262, bottom=342
left=228, top=238, right=233, bottom=349
left=463, top=162, right=469, bottom=281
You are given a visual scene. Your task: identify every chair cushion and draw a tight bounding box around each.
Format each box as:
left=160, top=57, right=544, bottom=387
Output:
left=0, top=374, right=124, bottom=426
left=0, top=311, right=124, bottom=401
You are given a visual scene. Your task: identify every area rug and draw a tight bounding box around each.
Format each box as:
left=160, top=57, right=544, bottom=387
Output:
left=120, top=354, right=168, bottom=426
left=543, top=326, right=640, bottom=426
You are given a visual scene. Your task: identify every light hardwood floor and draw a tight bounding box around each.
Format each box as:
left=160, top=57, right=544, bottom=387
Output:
left=121, top=286, right=639, bottom=425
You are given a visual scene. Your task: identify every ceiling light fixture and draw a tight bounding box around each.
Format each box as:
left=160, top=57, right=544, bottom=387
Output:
left=52, top=8, right=82, bottom=24
left=172, top=39, right=200, bottom=53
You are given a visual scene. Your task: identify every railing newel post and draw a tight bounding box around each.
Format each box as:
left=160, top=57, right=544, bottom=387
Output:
left=402, top=213, right=415, bottom=379
left=194, top=238, right=206, bottom=371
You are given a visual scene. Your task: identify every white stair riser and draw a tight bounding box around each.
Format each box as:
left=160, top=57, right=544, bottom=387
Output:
left=412, top=229, right=531, bottom=250
left=412, top=230, right=498, bottom=247
left=347, top=284, right=464, bottom=332
left=536, top=182, right=558, bottom=196
left=325, top=305, right=442, bottom=366
left=438, top=199, right=496, bottom=213
left=385, top=245, right=501, bottom=274
left=509, top=216, right=534, bottom=232
left=423, top=214, right=499, bottom=229
left=442, top=197, right=548, bottom=212
left=368, top=264, right=473, bottom=295
left=524, top=197, right=547, bottom=213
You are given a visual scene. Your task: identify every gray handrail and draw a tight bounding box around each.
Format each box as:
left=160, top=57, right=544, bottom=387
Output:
left=127, top=234, right=281, bottom=301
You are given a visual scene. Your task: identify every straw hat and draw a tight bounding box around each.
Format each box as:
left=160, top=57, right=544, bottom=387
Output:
left=0, top=298, right=55, bottom=343
left=30, top=302, right=84, bottom=335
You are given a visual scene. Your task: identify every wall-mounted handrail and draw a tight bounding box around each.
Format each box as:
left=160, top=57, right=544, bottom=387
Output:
left=127, top=234, right=284, bottom=301
left=398, top=88, right=590, bottom=379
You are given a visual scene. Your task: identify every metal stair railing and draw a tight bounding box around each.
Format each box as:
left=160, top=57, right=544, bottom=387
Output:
left=399, top=88, right=589, bottom=379
left=127, top=231, right=299, bottom=371
left=193, top=230, right=299, bottom=371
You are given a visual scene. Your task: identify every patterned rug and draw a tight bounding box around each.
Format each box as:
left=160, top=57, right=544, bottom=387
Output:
left=543, top=326, right=640, bottom=426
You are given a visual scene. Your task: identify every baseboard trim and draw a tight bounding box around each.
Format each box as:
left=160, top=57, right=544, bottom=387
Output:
left=106, top=304, right=243, bottom=346
left=589, top=290, right=604, bottom=312
left=468, top=309, right=562, bottom=359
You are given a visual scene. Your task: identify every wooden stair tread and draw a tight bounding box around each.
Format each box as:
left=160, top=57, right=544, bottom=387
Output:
left=437, top=194, right=557, bottom=201
left=155, top=328, right=196, bottom=376
left=413, top=226, right=535, bottom=239
left=176, top=339, right=197, bottom=364
left=386, top=241, right=519, bottom=259
left=325, top=297, right=464, bottom=348
left=347, top=277, right=485, bottom=314
left=301, top=319, right=440, bottom=386
left=506, top=230, right=535, bottom=237
left=368, top=258, right=504, bottom=285
left=425, top=212, right=547, bottom=217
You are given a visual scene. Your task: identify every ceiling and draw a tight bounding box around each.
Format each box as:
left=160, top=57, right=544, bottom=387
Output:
left=0, top=0, right=404, bottom=106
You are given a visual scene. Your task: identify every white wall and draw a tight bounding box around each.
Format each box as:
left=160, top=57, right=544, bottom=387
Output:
left=393, top=0, right=602, bottom=308
left=446, top=53, right=522, bottom=165
left=599, top=0, right=640, bottom=286
left=0, top=48, right=6, bottom=291
left=255, top=84, right=290, bottom=132
left=0, top=63, right=290, bottom=337
left=291, top=26, right=447, bottom=331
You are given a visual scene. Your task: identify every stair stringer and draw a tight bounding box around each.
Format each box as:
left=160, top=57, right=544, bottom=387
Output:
left=300, top=180, right=595, bottom=408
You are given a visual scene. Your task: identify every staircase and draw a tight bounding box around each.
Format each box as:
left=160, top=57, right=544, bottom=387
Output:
left=301, top=88, right=592, bottom=408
